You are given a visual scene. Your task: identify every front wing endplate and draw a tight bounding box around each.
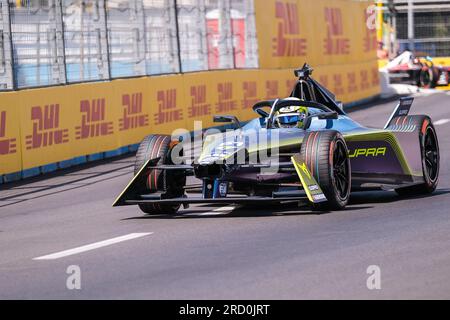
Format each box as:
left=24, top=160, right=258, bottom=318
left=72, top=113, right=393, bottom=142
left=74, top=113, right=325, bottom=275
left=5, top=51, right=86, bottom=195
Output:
left=291, top=155, right=327, bottom=204
left=112, top=158, right=155, bottom=207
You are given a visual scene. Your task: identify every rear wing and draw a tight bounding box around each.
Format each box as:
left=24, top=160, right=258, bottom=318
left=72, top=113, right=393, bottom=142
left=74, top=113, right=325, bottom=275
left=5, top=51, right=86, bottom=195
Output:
left=384, top=97, right=414, bottom=129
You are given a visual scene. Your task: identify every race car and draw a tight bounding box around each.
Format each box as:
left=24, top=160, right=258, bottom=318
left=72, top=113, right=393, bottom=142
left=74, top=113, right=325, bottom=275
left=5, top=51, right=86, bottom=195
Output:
left=384, top=50, right=450, bottom=88
left=113, top=64, right=440, bottom=214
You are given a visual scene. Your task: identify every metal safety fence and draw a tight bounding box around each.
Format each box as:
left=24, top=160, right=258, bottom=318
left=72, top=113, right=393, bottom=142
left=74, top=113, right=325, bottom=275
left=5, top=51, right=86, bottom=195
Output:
left=394, top=0, right=450, bottom=57
left=0, top=0, right=258, bottom=90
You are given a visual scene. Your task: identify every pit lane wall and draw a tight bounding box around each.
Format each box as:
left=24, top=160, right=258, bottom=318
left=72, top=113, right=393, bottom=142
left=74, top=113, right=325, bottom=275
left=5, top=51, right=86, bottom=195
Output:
left=0, top=0, right=379, bottom=182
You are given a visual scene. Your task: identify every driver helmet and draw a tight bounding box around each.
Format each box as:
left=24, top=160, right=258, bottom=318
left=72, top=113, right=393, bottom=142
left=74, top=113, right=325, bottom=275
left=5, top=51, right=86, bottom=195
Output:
left=274, top=97, right=309, bottom=129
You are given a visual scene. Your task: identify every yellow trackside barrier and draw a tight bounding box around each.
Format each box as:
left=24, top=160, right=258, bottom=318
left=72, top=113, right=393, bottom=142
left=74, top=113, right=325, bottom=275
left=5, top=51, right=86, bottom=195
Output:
left=0, top=64, right=380, bottom=176
left=18, top=82, right=121, bottom=170
left=0, top=92, right=22, bottom=175
left=433, top=57, right=450, bottom=67
left=0, top=0, right=380, bottom=179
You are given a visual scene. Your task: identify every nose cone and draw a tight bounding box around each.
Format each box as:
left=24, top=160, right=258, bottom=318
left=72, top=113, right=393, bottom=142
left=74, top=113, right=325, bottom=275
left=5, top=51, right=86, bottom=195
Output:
left=198, top=127, right=307, bottom=165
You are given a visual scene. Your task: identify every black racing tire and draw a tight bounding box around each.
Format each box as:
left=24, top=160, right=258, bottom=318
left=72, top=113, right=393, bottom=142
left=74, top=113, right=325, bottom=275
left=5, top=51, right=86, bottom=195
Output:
left=394, top=116, right=439, bottom=196
left=299, top=130, right=351, bottom=210
left=134, top=135, right=185, bottom=215
left=419, top=67, right=434, bottom=88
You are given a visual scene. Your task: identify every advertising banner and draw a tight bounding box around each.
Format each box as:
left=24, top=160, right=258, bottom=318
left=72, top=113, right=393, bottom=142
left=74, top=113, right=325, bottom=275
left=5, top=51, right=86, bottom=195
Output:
left=254, top=0, right=377, bottom=69
left=18, top=83, right=121, bottom=170
left=0, top=93, right=22, bottom=175
left=1, top=0, right=380, bottom=177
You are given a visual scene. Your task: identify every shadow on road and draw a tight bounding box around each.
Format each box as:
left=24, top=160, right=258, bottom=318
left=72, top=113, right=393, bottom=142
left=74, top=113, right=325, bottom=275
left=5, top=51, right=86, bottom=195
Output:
left=349, top=188, right=450, bottom=205
left=122, top=204, right=376, bottom=220
left=122, top=188, right=450, bottom=220
left=0, top=155, right=135, bottom=208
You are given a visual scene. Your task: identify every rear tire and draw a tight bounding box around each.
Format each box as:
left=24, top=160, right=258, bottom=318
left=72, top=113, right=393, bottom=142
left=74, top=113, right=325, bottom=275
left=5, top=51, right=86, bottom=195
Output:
left=134, top=135, right=185, bottom=215
left=394, top=116, right=439, bottom=196
left=299, top=130, right=351, bottom=210
left=419, top=67, right=435, bottom=88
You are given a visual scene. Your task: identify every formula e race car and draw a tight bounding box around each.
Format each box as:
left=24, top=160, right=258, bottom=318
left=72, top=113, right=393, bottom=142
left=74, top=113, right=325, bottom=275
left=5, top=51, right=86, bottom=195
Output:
left=385, top=51, right=450, bottom=88
left=113, top=64, right=440, bottom=214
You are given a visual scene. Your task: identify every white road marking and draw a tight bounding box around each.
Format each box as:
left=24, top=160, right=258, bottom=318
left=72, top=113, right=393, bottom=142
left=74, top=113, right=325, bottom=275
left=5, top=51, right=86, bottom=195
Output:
left=199, top=205, right=236, bottom=216
left=434, top=119, right=450, bottom=126
left=33, top=233, right=153, bottom=260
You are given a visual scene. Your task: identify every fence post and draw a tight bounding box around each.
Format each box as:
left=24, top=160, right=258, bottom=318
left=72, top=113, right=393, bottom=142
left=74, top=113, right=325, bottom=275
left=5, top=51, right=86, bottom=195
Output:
left=1, top=0, right=14, bottom=90
left=218, top=0, right=233, bottom=69
left=52, top=0, right=67, bottom=85
left=243, top=0, right=259, bottom=68
left=100, top=0, right=111, bottom=80
left=173, top=0, right=183, bottom=73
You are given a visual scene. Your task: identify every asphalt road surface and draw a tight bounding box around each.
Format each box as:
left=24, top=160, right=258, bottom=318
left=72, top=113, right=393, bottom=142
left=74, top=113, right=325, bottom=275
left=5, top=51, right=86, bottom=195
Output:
left=1, top=90, right=450, bottom=299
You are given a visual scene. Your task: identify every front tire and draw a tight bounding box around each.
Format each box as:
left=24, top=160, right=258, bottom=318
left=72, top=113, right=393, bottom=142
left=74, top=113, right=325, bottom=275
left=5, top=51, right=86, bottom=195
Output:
left=134, top=135, right=185, bottom=215
left=299, top=130, right=351, bottom=210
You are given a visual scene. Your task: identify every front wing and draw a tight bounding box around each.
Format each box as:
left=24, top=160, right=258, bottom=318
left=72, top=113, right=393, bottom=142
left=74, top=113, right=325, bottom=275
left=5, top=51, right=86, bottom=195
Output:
left=112, top=156, right=327, bottom=207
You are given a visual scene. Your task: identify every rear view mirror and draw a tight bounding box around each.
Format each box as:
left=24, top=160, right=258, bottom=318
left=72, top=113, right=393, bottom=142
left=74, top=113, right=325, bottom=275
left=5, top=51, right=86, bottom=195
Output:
left=213, top=115, right=232, bottom=123
left=213, top=115, right=241, bottom=129
left=304, top=112, right=339, bottom=130
left=318, top=112, right=339, bottom=120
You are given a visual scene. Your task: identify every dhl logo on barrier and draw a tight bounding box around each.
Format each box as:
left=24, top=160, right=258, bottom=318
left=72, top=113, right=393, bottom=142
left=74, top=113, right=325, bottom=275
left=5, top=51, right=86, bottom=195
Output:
left=242, top=81, right=258, bottom=109
left=272, top=0, right=307, bottom=57
left=333, top=74, right=345, bottom=96
left=189, top=85, right=211, bottom=118
left=216, top=82, right=237, bottom=112
left=347, top=72, right=358, bottom=94
left=371, top=67, right=380, bottom=86
left=256, top=0, right=378, bottom=69
left=26, top=104, right=69, bottom=150
left=363, top=10, right=377, bottom=53
left=76, top=98, right=114, bottom=139
left=265, top=80, right=279, bottom=100
left=120, top=93, right=149, bottom=131
left=154, top=89, right=183, bottom=125
left=323, top=7, right=350, bottom=55
left=0, top=111, right=17, bottom=155
left=360, top=70, right=370, bottom=90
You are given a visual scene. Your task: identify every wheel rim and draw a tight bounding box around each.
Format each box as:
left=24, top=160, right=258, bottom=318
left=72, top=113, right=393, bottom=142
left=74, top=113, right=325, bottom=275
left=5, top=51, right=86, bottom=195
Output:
left=332, top=140, right=350, bottom=200
left=424, top=126, right=439, bottom=182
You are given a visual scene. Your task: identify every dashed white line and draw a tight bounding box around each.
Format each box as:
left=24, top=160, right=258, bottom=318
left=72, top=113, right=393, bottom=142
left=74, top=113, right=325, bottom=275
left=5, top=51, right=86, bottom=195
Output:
left=199, top=205, right=236, bottom=216
left=434, top=119, right=450, bottom=126
left=33, top=232, right=153, bottom=260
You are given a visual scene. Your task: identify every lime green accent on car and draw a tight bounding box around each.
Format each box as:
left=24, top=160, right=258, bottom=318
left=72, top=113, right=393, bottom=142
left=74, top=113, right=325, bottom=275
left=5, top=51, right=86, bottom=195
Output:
left=344, top=130, right=414, bottom=175
left=112, top=158, right=151, bottom=207
left=291, top=154, right=327, bottom=204
left=349, top=147, right=387, bottom=158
